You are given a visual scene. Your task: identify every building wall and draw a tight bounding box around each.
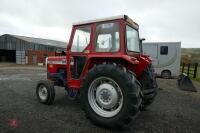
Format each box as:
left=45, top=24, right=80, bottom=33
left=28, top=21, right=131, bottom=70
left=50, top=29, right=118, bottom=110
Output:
left=0, top=34, right=66, bottom=64
left=27, top=50, right=55, bottom=64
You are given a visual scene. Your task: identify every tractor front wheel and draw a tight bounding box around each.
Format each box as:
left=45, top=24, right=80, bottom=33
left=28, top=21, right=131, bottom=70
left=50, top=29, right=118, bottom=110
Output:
left=36, top=80, right=55, bottom=105
left=81, top=64, right=142, bottom=129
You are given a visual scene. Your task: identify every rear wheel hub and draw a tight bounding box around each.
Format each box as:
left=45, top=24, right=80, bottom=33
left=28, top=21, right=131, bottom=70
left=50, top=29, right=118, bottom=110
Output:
left=96, top=83, right=118, bottom=109
left=38, top=85, right=48, bottom=101
left=88, top=77, right=123, bottom=118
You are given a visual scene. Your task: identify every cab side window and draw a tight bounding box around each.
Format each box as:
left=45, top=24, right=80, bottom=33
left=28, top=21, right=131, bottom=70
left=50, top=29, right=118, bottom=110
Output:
left=71, top=26, right=91, bottom=52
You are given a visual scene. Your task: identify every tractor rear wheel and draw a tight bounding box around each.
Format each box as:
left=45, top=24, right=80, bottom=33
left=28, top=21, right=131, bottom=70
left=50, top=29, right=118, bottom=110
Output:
left=139, top=66, right=157, bottom=109
left=80, top=64, right=142, bottom=129
left=36, top=80, right=55, bottom=105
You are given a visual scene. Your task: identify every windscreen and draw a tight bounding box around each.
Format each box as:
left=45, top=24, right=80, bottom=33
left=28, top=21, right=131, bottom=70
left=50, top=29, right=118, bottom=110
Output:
left=126, top=25, right=140, bottom=52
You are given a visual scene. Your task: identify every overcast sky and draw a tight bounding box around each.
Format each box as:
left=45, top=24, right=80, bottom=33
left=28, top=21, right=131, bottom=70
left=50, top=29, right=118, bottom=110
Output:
left=0, top=0, right=199, bottom=48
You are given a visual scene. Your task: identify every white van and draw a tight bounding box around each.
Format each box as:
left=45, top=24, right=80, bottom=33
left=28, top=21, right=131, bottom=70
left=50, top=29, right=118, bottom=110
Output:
left=142, top=42, right=181, bottom=78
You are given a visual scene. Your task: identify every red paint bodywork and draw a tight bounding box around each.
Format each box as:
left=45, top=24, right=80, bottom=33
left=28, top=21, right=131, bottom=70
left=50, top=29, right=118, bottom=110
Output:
left=47, top=18, right=152, bottom=90
left=47, top=56, right=66, bottom=73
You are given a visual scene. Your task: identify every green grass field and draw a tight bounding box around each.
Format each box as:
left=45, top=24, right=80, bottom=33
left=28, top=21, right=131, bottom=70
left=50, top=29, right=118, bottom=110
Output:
left=196, top=67, right=200, bottom=82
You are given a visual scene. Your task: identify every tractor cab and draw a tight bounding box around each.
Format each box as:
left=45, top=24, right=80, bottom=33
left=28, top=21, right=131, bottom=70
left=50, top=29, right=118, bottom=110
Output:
left=68, top=15, right=141, bottom=55
left=63, top=15, right=147, bottom=87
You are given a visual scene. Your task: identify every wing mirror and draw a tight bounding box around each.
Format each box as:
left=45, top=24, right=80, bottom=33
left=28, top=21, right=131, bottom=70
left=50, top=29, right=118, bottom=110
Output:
left=139, top=38, right=145, bottom=53
left=140, top=38, right=146, bottom=42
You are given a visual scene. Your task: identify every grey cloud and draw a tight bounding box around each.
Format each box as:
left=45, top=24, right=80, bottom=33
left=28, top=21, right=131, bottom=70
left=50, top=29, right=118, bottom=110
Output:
left=0, top=0, right=199, bottom=47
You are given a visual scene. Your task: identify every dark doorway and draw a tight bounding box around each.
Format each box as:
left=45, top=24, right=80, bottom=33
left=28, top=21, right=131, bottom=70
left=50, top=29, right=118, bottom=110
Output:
left=0, top=49, right=16, bottom=62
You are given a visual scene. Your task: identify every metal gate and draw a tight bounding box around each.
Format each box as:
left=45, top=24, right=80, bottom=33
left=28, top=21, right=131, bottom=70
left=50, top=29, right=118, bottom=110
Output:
left=16, top=51, right=26, bottom=64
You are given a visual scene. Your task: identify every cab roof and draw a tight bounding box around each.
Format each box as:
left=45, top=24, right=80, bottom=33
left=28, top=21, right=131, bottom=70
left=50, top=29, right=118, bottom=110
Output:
left=73, top=15, right=139, bottom=29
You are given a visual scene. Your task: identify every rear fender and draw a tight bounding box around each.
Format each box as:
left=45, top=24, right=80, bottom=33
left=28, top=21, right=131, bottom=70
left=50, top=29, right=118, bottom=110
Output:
left=134, top=55, right=152, bottom=77
left=80, top=56, right=138, bottom=79
left=71, top=55, right=150, bottom=88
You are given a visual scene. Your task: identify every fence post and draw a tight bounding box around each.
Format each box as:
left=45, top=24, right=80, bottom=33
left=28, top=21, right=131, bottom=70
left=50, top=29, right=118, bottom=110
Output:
left=182, top=63, right=185, bottom=74
left=193, top=63, right=198, bottom=78
left=187, top=63, right=190, bottom=76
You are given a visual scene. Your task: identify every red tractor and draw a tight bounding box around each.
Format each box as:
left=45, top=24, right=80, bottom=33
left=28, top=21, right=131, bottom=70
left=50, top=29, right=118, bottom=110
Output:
left=36, top=15, right=157, bottom=129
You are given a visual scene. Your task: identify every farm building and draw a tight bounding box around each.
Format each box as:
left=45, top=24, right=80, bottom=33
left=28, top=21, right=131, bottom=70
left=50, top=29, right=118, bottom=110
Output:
left=0, top=34, right=66, bottom=65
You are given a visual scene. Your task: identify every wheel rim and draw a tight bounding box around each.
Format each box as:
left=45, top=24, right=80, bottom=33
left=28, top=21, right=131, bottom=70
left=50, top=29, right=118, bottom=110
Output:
left=38, top=85, right=48, bottom=101
left=88, top=76, right=123, bottom=118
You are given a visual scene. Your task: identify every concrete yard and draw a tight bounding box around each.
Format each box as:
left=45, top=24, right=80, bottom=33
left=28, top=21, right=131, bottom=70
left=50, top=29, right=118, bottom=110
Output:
left=0, top=65, right=200, bottom=133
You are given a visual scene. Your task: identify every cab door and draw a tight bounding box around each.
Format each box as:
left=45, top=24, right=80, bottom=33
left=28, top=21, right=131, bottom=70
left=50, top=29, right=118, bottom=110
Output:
left=67, top=25, right=92, bottom=89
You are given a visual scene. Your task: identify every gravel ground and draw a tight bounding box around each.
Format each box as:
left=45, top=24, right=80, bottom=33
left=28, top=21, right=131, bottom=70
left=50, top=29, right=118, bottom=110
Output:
left=0, top=65, right=200, bottom=133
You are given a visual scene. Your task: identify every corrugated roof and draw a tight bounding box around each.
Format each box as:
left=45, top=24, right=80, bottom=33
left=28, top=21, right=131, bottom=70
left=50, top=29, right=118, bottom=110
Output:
left=6, top=34, right=66, bottom=48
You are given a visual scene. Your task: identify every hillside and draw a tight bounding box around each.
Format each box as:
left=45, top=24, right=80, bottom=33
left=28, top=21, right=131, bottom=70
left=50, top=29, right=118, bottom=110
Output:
left=181, top=48, right=200, bottom=63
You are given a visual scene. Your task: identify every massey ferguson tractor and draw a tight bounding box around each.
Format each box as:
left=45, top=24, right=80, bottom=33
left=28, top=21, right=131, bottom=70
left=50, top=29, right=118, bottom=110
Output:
left=36, top=15, right=157, bottom=129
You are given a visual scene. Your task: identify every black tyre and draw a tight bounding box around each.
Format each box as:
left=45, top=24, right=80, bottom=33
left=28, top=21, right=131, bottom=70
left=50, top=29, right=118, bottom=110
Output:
left=80, top=64, right=142, bottom=129
left=36, top=80, right=55, bottom=105
left=161, top=70, right=171, bottom=79
left=139, top=65, right=157, bottom=109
